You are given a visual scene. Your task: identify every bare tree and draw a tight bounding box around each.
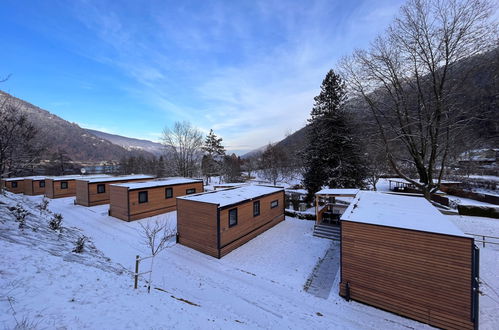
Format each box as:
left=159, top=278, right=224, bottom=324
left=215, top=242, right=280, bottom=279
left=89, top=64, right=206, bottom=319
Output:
left=161, top=121, right=203, bottom=177
left=0, top=96, right=42, bottom=182
left=340, top=0, right=497, bottom=199
left=260, top=144, right=289, bottom=186
left=139, top=218, right=175, bottom=293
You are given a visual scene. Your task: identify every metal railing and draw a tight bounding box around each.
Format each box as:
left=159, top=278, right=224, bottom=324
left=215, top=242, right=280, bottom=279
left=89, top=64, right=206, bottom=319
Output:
left=465, top=233, right=499, bottom=248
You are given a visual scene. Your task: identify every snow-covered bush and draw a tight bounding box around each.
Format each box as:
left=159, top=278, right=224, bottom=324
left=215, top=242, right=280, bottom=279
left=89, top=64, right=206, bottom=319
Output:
left=73, top=236, right=87, bottom=253
left=10, top=204, right=29, bottom=230
left=37, top=197, right=50, bottom=215
left=49, top=213, right=63, bottom=231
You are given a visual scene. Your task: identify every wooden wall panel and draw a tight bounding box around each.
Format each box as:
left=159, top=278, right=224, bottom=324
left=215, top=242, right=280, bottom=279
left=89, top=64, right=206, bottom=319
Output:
left=219, top=191, right=284, bottom=247
left=127, top=182, right=203, bottom=221
left=177, top=199, right=219, bottom=257
left=24, top=179, right=34, bottom=195
left=45, top=179, right=77, bottom=198
left=340, top=221, right=474, bottom=330
left=45, top=179, right=55, bottom=198
left=30, top=180, right=46, bottom=195
left=4, top=180, right=25, bottom=194
left=109, top=185, right=130, bottom=220
left=75, top=180, right=89, bottom=206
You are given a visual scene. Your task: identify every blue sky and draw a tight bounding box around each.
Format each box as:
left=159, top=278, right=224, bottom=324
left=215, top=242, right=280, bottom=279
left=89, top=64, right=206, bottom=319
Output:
left=0, top=0, right=404, bottom=154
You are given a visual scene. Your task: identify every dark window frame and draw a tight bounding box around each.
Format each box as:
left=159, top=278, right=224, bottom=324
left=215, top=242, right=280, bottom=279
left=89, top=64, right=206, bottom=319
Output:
left=39, top=180, right=45, bottom=188
left=186, top=188, right=196, bottom=195
left=271, top=200, right=279, bottom=209
left=228, top=208, right=238, bottom=227
left=97, top=184, right=106, bottom=194
left=165, top=187, right=173, bottom=199
left=138, top=191, right=148, bottom=204
left=253, top=200, right=260, bottom=217
left=60, top=181, right=68, bottom=189
left=11, top=181, right=18, bottom=188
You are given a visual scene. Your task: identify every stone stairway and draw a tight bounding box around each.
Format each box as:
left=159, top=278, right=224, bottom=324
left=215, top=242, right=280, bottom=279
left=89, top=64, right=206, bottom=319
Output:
left=313, top=224, right=341, bottom=241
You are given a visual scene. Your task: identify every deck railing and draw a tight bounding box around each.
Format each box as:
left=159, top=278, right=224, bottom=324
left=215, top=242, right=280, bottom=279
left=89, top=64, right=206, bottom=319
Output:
left=465, top=233, right=499, bottom=248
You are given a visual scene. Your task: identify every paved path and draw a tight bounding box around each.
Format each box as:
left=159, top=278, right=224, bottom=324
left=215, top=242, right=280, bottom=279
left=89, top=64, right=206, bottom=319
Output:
left=305, top=241, right=341, bottom=299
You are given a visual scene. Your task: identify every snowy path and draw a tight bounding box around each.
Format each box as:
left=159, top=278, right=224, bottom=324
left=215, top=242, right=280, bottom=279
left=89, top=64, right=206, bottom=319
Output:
left=305, top=241, right=340, bottom=299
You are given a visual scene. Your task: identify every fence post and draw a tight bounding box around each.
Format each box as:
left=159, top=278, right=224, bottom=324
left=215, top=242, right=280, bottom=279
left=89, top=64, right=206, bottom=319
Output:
left=483, top=236, right=485, bottom=248
left=134, top=255, right=139, bottom=289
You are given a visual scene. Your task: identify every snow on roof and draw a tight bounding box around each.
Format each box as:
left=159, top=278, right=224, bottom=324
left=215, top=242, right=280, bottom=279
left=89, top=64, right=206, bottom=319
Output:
left=387, top=178, right=461, bottom=184
left=113, top=177, right=203, bottom=189
left=178, top=185, right=284, bottom=208
left=341, top=191, right=468, bottom=238
left=315, top=188, right=360, bottom=196
left=50, top=175, right=112, bottom=181
left=3, top=176, right=46, bottom=181
left=79, top=175, right=155, bottom=183
left=213, top=183, right=246, bottom=187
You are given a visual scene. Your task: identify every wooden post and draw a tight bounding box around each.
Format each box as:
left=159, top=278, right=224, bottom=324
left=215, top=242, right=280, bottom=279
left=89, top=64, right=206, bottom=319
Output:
left=134, top=255, right=139, bottom=289
left=315, top=195, right=319, bottom=225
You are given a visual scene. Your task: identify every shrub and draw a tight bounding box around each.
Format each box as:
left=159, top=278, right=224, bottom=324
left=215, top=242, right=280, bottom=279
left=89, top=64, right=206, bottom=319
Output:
left=49, top=213, right=63, bottom=231
left=10, top=204, right=29, bottom=230
left=73, top=236, right=87, bottom=253
left=37, top=198, right=50, bottom=214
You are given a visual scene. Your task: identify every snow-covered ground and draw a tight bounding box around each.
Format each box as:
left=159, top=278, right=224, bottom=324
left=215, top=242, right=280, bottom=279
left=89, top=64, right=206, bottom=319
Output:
left=1, top=191, right=498, bottom=329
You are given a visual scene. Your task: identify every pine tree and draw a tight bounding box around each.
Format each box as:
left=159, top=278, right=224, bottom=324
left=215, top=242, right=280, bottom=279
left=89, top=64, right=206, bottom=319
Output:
left=202, top=129, right=225, bottom=183
left=302, top=69, right=367, bottom=200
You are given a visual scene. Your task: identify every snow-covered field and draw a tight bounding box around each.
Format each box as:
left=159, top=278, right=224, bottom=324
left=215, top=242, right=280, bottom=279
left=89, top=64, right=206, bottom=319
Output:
left=1, top=191, right=498, bottom=329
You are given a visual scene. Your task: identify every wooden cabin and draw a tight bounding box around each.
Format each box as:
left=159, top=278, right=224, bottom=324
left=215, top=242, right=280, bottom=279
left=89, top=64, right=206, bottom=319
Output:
left=45, top=175, right=111, bottom=199
left=109, top=178, right=204, bottom=221
left=75, top=174, right=155, bottom=207
left=1, top=177, right=27, bottom=194
left=23, top=176, right=48, bottom=195
left=339, top=191, right=478, bottom=330
left=177, top=185, right=285, bottom=258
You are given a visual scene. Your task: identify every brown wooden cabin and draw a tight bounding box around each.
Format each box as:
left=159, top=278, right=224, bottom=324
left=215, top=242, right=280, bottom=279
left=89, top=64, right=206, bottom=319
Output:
left=75, top=174, right=155, bottom=207
left=339, top=191, right=478, bottom=330
left=1, top=177, right=27, bottom=194
left=45, top=175, right=111, bottom=199
left=23, top=176, right=48, bottom=195
left=177, top=185, right=285, bottom=258
left=109, top=178, right=204, bottom=221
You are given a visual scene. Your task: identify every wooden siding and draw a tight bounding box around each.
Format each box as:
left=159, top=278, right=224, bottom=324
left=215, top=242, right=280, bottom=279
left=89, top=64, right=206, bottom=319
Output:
left=44, top=179, right=77, bottom=199
left=75, top=178, right=155, bottom=207
left=23, top=179, right=46, bottom=195
left=219, top=191, right=285, bottom=249
left=109, top=181, right=204, bottom=221
left=109, top=185, right=130, bottom=221
left=177, top=199, right=219, bottom=257
left=3, top=180, right=25, bottom=194
left=339, top=221, right=475, bottom=330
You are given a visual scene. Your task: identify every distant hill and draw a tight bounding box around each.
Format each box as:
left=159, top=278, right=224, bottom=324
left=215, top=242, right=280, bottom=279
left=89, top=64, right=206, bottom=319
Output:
left=0, top=91, right=155, bottom=162
left=85, top=129, right=164, bottom=156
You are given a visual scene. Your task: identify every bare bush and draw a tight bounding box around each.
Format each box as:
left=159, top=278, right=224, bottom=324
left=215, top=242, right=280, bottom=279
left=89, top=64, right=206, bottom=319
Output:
left=49, top=213, right=63, bottom=231
left=73, top=236, right=87, bottom=253
left=37, top=197, right=50, bottom=215
left=10, top=204, right=29, bottom=230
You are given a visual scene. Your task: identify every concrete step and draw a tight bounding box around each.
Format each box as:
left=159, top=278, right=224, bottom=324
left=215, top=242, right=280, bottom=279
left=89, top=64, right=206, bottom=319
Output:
left=313, top=232, right=341, bottom=241
left=313, top=225, right=341, bottom=240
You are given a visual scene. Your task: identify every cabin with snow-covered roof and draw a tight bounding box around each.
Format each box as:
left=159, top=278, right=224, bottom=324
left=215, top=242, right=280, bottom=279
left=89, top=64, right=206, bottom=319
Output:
left=176, top=185, right=285, bottom=258
left=2, top=176, right=32, bottom=194
left=75, top=174, right=156, bottom=206
left=108, top=178, right=204, bottom=221
left=45, top=175, right=111, bottom=199
left=339, top=191, right=478, bottom=330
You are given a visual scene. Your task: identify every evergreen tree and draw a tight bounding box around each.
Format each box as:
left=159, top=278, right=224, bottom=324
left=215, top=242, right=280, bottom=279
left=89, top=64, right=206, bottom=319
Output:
left=302, top=69, right=367, bottom=200
left=201, top=129, right=225, bottom=183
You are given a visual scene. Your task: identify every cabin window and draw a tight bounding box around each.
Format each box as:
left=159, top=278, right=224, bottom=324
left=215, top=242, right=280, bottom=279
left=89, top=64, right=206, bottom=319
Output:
left=165, top=187, right=173, bottom=198
left=11, top=181, right=18, bottom=188
left=229, top=208, right=238, bottom=227
left=60, top=181, right=68, bottom=189
left=97, top=184, right=106, bottom=194
left=271, top=200, right=279, bottom=208
left=186, top=188, right=196, bottom=195
left=253, top=201, right=260, bottom=217
left=138, top=191, right=148, bottom=203
left=39, top=181, right=45, bottom=188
